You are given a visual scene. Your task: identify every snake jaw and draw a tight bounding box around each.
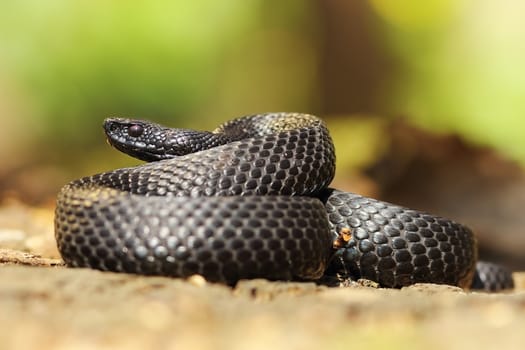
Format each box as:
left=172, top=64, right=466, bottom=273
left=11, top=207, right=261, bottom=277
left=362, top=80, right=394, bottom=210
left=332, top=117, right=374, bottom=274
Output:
left=105, top=133, right=167, bottom=162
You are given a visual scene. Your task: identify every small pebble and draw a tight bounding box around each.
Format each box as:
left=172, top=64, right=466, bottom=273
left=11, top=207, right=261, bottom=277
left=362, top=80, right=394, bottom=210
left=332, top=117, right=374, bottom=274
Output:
left=187, top=274, right=207, bottom=287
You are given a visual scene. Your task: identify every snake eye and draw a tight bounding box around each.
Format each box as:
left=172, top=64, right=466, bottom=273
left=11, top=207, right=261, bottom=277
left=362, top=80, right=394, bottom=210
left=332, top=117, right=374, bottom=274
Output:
left=128, top=124, right=144, bottom=137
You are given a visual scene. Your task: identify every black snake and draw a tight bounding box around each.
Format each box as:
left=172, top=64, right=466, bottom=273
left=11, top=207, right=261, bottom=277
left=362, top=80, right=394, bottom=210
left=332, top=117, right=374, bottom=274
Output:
left=54, top=113, right=514, bottom=291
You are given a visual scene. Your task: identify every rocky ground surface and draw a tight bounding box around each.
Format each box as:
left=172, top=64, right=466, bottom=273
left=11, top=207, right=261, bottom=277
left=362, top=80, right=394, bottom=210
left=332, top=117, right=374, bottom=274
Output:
left=1, top=200, right=525, bottom=350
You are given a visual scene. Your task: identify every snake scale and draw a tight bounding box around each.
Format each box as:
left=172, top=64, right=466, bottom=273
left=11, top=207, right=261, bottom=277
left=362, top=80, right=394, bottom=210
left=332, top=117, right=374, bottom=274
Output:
left=55, top=113, right=514, bottom=291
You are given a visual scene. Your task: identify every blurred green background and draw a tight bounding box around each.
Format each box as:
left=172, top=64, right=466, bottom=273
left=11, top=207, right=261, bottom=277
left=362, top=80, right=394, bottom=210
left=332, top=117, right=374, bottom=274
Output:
left=1, top=0, right=525, bottom=203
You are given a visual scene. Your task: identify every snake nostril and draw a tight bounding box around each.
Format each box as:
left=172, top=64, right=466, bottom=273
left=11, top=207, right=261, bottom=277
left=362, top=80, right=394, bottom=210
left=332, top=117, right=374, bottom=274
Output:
left=128, top=124, right=144, bottom=137
left=104, top=121, right=117, bottom=133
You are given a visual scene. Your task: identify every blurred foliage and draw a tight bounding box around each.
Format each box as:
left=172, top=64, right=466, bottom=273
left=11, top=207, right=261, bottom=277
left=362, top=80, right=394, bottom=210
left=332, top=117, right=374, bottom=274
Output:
left=0, top=1, right=317, bottom=153
left=1, top=0, right=525, bottom=202
left=372, top=0, right=525, bottom=162
left=370, top=0, right=457, bottom=29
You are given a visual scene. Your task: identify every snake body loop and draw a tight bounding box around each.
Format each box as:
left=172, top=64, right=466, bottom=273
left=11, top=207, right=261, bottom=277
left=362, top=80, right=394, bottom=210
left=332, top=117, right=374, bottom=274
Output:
left=55, top=113, right=512, bottom=289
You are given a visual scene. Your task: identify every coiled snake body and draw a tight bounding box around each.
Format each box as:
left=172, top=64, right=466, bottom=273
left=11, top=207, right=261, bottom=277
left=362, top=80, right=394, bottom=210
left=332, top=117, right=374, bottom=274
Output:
left=55, top=113, right=513, bottom=290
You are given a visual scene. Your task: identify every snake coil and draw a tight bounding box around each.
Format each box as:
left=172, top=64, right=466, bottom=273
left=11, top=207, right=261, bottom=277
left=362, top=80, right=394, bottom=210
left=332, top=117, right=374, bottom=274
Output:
left=55, top=113, right=513, bottom=290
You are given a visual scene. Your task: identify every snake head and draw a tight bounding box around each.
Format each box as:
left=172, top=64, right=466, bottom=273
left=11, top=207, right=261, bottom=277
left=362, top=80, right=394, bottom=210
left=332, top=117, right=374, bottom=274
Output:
left=104, top=118, right=223, bottom=162
left=104, top=118, right=177, bottom=161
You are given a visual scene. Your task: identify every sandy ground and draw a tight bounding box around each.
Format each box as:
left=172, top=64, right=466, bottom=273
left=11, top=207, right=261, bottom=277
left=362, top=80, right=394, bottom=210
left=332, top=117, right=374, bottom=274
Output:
left=1, top=200, right=525, bottom=350
left=0, top=249, right=524, bottom=350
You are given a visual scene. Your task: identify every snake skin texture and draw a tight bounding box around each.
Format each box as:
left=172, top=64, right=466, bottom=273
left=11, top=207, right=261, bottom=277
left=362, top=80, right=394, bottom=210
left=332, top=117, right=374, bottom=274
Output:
left=471, top=261, right=515, bottom=292
left=320, top=189, right=477, bottom=288
left=55, top=113, right=514, bottom=290
left=56, top=113, right=336, bottom=284
left=55, top=193, right=332, bottom=284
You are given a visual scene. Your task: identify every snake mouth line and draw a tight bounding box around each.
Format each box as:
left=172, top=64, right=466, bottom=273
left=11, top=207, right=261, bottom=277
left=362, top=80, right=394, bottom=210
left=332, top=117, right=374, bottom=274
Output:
left=106, top=138, right=167, bottom=162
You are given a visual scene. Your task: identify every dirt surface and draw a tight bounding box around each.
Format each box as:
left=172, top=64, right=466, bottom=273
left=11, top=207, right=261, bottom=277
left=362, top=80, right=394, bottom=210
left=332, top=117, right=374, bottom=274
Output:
left=0, top=249, right=523, bottom=350
left=1, top=199, right=525, bottom=350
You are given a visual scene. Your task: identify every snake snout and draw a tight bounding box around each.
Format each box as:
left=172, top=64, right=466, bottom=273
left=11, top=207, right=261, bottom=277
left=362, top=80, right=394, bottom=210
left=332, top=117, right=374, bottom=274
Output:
left=103, top=118, right=127, bottom=133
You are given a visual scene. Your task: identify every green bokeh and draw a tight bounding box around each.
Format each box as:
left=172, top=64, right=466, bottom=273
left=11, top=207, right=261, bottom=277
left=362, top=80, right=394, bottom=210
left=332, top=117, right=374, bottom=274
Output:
left=376, top=0, right=525, bottom=163
left=0, top=0, right=316, bottom=153
left=1, top=0, right=525, bottom=171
